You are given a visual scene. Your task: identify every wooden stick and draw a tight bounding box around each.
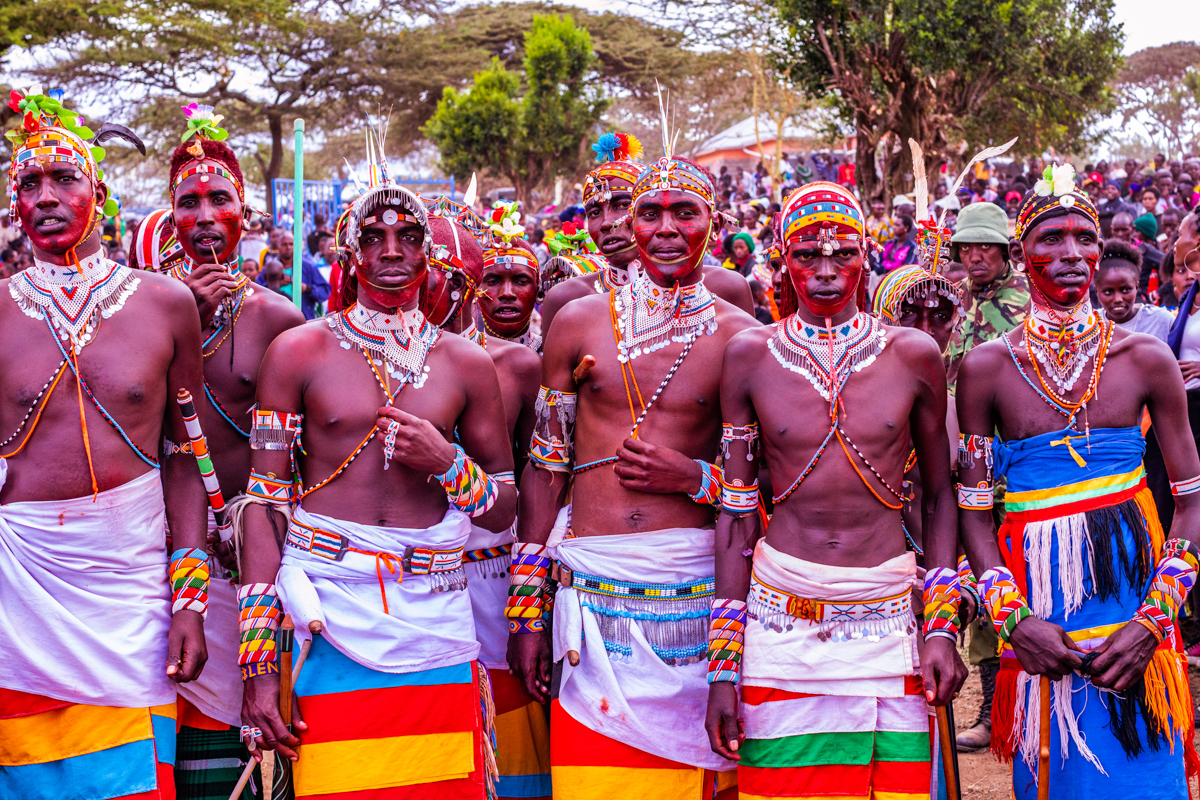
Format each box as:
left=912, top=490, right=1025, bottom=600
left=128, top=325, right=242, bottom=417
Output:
left=228, top=752, right=256, bottom=800
left=935, top=704, right=960, bottom=799
left=290, top=620, right=322, bottom=687
left=280, top=615, right=295, bottom=725
left=1038, top=675, right=1052, bottom=800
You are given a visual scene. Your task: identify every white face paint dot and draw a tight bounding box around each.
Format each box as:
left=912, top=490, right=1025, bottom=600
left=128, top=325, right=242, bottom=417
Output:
left=73, top=170, right=83, bottom=180
left=382, top=209, right=398, bottom=225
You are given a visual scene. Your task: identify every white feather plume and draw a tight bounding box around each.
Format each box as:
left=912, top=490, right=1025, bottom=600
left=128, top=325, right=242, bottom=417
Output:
left=937, top=136, right=1019, bottom=228
left=909, top=138, right=928, bottom=224
left=463, top=172, right=478, bottom=207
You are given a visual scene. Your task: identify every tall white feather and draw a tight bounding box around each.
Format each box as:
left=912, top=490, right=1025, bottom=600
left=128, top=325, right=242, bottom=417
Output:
left=908, top=138, right=928, bottom=224
left=937, top=136, right=1019, bottom=228
left=463, top=172, right=478, bottom=207
left=656, top=79, right=672, bottom=159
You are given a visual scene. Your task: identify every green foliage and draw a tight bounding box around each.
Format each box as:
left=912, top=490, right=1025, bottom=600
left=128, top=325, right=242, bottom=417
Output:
left=1114, top=42, right=1200, bottom=158
left=423, top=13, right=608, bottom=208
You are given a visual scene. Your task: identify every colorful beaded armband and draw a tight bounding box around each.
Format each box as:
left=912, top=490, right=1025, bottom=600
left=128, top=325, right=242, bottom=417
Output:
left=690, top=460, right=722, bottom=506
left=721, top=422, right=760, bottom=462
left=979, top=566, right=1033, bottom=644
left=249, top=409, right=303, bottom=451
left=506, top=542, right=551, bottom=634
left=1170, top=476, right=1200, bottom=496
left=530, top=387, right=576, bottom=473
left=170, top=547, right=210, bottom=619
left=958, top=555, right=982, bottom=622
left=246, top=469, right=296, bottom=505
left=707, top=599, right=748, bottom=684
left=720, top=478, right=759, bottom=517
left=435, top=444, right=499, bottom=517
left=1134, top=538, right=1200, bottom=644
left=956, top=482, right=994, bottom=510
left=237, top=583, right=282, bottom=680
left=922, top=567, right=960, bottom=642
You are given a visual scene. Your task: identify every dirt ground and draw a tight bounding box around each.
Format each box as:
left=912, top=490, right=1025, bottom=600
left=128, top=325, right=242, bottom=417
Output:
left=948, top=659, right=1200, bottom=798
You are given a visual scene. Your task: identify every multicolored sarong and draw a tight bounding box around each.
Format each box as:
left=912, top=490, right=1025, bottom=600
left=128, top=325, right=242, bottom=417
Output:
left=739, top=541, right=930, bottom=799
left=992, top=425, right=1197, bottom=799
left=0, top=687, right=177, bottom=799
left=549, top=700, right=736, bottom=800
left=174, top=699, right=252, bottom=800
left=292, top=637, right=493, bottom=798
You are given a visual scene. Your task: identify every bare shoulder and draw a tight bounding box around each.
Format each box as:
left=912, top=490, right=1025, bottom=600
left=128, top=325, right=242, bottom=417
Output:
left=134, top=268, right=197, bottom=311
left=263, top=316, right=338, bottom=370
left=714, top=296, right=758, bottom=335
left=549, top=291, right=610, bottom=337
left=882, top=323, right=942, bottom=361
left=724, top=321, right=774, bottom=363
left=957, top=332, right=1014, bottom=381
left=543, top=274, right=595, bottom=310
left=246, top=285, right=306, bottom=332
left=704, top=265, right=749, bottom=293
left=488, top=336, right=542, bottom=381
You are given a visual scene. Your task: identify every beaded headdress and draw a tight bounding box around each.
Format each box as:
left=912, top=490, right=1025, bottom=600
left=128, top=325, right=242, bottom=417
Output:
left=779, top=182, right=864, bottom=254
left=344, top=120, right=431, bottom=258
left=169, top=104, right=243, bottom=202
left=540, top=221, right=606, bottom=295
left=1014, top=163, right=1100, bottom=241
left=583, top=132, right=644, bottom=205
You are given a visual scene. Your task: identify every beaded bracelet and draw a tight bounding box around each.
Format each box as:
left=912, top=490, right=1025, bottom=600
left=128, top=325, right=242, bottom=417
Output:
left=169, top=547, right=210, bottom=619
left=707, top=599, right=748, bottom=684
left=435, top=444, right=499, bottom=517
left=1134, top=538, right=1200, bottom=644
left=506, top=542, right=551, bottom=634
left=1170, top=476, right=1200, bottom=496
left=922, top=567, right=960, bottom=643
left=979, top=566, right=1033, bottom=644
left=958, top=555, right=983, bottom=623
left=246, top=469, right=296, bottom=505
left=237, top=583, right=282, bottom=681
left=720, top=477, right=759, bottom=517
left=690, top=460, right=722, bottom=506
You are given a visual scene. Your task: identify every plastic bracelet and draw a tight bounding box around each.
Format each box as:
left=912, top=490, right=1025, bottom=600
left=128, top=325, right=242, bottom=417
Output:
left=435, top=444, right=499, bottom=517
left=170, top=547, right=210, bottom=619
left=1134, top=537, right=1200, bottom=642
left=707, top=598, right=747, bottom=684
left=720, top=478, right=759, bottom=517
left=690, top=460, right=722, bottom=506
left=922, top=567, right=961, bottom=642
left=979, top=566, right=1034, bottom=644
left=246, top=469, right=295, bottom=505
left=237, top=583, right=282, bottom=679
left=506, top=542, right=551, bottom=634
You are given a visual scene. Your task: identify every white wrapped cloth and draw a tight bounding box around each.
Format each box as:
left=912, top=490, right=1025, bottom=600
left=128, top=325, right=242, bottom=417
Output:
left=464, top=522, right=515, bottom=670
left=553, top=527, right=730, bottom=773
left=0, top=462, right=176, bottom=707
left=176, top=510, right=243, bottom=726
left=277, top=505, right=479, bottom=673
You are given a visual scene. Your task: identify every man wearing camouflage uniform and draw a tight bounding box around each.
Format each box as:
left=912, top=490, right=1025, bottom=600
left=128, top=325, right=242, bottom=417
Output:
left=944, top=202, right=1031, bottom=389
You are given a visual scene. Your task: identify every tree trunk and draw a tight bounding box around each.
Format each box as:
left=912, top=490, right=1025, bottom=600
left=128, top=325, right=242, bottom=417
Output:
left=855, top=110, right=881, bottom=204
left=264, top=111, right=284, bottom=217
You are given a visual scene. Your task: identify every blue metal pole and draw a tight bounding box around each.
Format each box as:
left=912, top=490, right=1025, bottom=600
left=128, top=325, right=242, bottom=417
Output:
left=292, top=119, right=304, bottom=310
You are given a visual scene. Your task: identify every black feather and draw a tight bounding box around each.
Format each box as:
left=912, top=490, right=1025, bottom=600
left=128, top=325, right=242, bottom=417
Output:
left=91, top=122, right=146, bottom=156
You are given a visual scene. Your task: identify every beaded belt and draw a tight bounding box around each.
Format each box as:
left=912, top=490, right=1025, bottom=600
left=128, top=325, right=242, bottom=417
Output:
left=749, top=571, right=915, bottom=641
left=286, top=516, right=463, bottom=573
left=551, top=562, right=714, bottom=599
left=464, top=544, right=512, bottom=563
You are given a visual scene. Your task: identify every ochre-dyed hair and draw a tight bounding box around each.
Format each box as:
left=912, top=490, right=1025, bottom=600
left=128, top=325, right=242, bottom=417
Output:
left=168, top=139, right=245, bottom=197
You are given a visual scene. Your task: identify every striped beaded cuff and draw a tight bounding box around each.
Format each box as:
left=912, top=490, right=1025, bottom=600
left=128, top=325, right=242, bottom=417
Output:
left=708, top=599, right=747, bottom=684
left=506, top=542, right=551, bottom=634
left=958, top=555, right=983, bottom=622
left=1134, top=538, right=1200, bottom=643
left=956, top=482, right=993, bottom=510
left=979, top=566, right=1033, bottom=644
left=1170, top=476, right=1200, bottom=496
left=169, top=547, right=210, bottom=619
left=237, top=583, right=282, bottom=679
left=720, top=478, right=759, bottom=517
left=435, top=444, right=499, bottom=517
left=249, top=409, right=302, bottom=451
left=922, top=567, right=960, bottom=642
left=246, top=469, right=296, bottom=505
left=690, top=460, right=722, bottom=506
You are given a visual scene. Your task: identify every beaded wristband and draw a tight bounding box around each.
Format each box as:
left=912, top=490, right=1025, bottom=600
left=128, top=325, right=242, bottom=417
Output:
left=707, top=598, right=748, bottom=684
left=506, top=542, right=551, bottom=634
left=690, top=460, right=722, bottom=506
left=979, top=566, right=1034, bottom=644
left=958, top=555, right=983, bottom=623
left=249, top=409, right=303, bottom=451
left=1134, top=538, right=1200, bottom=643
left=1170, top=476, right=1200, bottom=496
left=435, top=444, right=499, bottom=517
left=922, top=567, right=961, bottom=642
left=237, top=583, right=282, bottom=680
left=246, top=469, right=295, bottom=505
left=956, top=482, right=994, bottom=510
left=169, top=547, right=210, bottom=619
left=720, top=478, right=759, bottom=517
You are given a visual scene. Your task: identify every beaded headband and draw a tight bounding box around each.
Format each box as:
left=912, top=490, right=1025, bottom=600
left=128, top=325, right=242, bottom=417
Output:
left=1014, top=164, right=1100, bottom=241
left=780, top=182, right=864, bottom=244
left=631, top=157, right=717, bottom=211
left=584, top=161, right=643, bottom=205
left=483, top=246, right=538, bottom=276
left=872, top=264, right=963, bottom=325
left=171, top=161, right=243, bottom=200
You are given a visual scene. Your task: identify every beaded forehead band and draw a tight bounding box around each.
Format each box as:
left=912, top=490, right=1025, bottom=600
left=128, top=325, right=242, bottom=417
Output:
left=483, top=247, right=538, bottom=275
left=171, top=161, right=243, bottom=200
left=780, top=182, right=864, bottom=255
left=631, top=156, right=717, bottom=211
left=1014, top=164, right=1100, bottom=241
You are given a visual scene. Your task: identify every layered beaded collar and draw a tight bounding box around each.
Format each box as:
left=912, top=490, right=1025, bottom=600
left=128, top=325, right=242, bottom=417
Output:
left=10, top=252, right=140, bottom=352
left=594, top=258, right=638, bottom=294
left=612, top=272, right=717, bottom=362
left=767, top=312, right=886, bottom=402
left=169, top=256, right=252, bottom=342
left=1023, top=299, right=1104, bottom=394
left=461, top=321, right=486, bottom=348
left=329, top=303, right=441, bottom=389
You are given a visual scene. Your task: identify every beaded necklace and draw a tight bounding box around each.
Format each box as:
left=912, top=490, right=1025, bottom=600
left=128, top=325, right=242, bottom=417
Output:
left=593, top=259, right=638, bottom=294
left=169, top=256, right=252, bottom=342
left=461, top=322, right=487, bottom=349
left=612, top=272, right=717, bottom=363
left=482, top=317, right=540, bottom=352
left=1023, top=300, right=1104, bottom=394
left=1003, top=320, right=1113, bottom=435
left=329, top=303, right=440, bottom=389
left=766, top=312, right=886, bottom=402
left=10, top=253, right=140, bottom=353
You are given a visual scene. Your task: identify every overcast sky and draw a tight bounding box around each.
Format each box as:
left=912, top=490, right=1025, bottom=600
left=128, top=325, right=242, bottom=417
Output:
left=1112, top=0, right=1198, bottom=53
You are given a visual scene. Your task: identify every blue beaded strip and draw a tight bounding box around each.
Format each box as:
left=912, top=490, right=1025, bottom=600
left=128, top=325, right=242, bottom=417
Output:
left=572, top=570, right=715, bottom=600
left=204, top=378, right=250, bottom=438
left=573, top=455, right=619, bottom=474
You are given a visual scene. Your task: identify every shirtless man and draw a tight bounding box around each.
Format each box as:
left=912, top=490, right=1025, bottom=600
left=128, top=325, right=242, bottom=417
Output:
left=510, top=155, right=756, bottom=798
left=237, top=170, right=517, bottom=798
left=420, top=210, right=549, bottom=799
left=957, top=171, right=1200, bottom=799
left=706, top=183, right=964, bottom=800
left=0, top=90, right=208, bottom=799
left=539, top=141, right=754, bottom=335
left=163, top=111, right=304, bottom=797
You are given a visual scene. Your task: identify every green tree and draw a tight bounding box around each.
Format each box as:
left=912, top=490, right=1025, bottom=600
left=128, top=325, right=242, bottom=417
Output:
left=1114, top=42, right=1200, bottom=160
left=758, top=0, right=1124, bottom=201
left=423, top=13, right=608, bottom=208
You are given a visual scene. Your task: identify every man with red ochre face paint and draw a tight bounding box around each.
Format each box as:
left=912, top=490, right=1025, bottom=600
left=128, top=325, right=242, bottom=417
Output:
left=419, top=210, right=549, bottom=799
left=508, top=154, right=756, bottom=798
left=705, top=182, right=963, bottom=799
left=162, top=106, right=305, bottom=798
left=236, top=155, right=518, bottom=797
left=477, top=237, right=544, bottom=352
left=0, top=90, right=209, bottom=800
left=539, top=133, right=755, bottom=337
left=956, top=165, right=1200, bottom=800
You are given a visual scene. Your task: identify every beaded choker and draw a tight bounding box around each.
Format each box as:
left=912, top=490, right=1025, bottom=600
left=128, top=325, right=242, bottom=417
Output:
left=169, top=256, right=253, bottom=340
left=329, top=303, right=440, bottom=389
left=1024, top=300, right=1103, bottom=394
left=767, top=312, right=886, bottom=402
left=11, top=253, right=140, bottom=352
left=461, top=321, right=486, bottom=348
left=612, top=273, right=717, bottom=362
left=595, top=260, right=637, bottom=293
left=483, top=317, right=540, bottom=352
